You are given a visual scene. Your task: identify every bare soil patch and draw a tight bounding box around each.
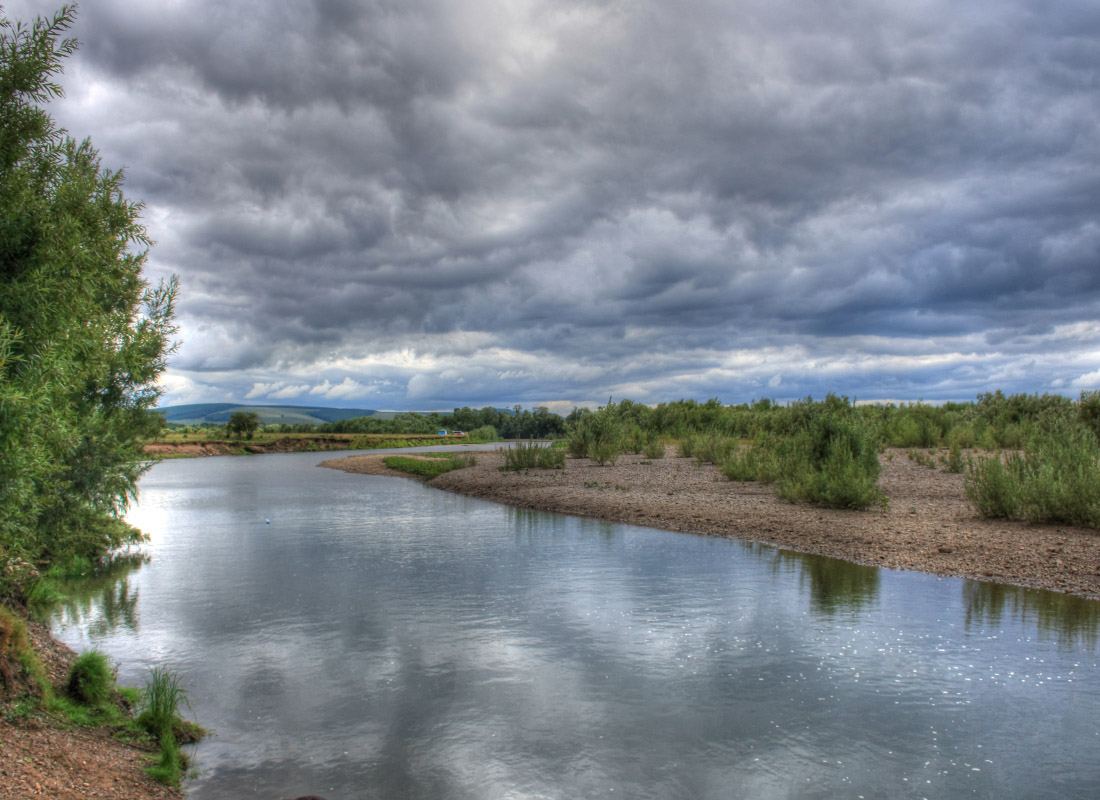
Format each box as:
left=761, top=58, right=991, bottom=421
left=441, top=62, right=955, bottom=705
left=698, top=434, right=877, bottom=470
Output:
left=324, top=448, right=1100, bottom=598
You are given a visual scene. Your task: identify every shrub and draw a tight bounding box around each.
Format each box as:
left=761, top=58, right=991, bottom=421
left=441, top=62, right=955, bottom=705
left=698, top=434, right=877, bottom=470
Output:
left=965, top=453, right=1022, bottom=519
left=589, top=440, right=621, bottom=466
left=947, top=423, right=977, bottom=450
left=503, top=442, right=564, bottom=470
left=468, top=425, right=499, bottom=442
left=676, top=434, right=697, bottom=458
left=694, top=435, right=737, bottom=465
left=945, top=442, right=964, bottom=473
left=565, top=433, right=589, bottom=458
left=965, top=424, right=1100, bottom=528
left=720, top=447, right=758, bottom=482
left=907, top=448, right=937, bottom=469
left=66, top=650, right=113, bottom=706
left=774, top=414, right=885, bottom=510
left=1080, top=391, right=1100, bottom=443
left=625, top=426, right=647, bottom=455
left=643, top=438, right=666, bottom=459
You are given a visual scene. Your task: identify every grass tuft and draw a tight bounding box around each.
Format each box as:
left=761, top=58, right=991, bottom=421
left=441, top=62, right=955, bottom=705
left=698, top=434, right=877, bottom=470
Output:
left=66, top=649, right=114, bottom=706
left=502, top=441, right=565, bottom=470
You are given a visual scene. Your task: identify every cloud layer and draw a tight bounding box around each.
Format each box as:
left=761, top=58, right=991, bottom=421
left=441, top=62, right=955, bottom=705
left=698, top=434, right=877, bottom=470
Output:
left=12, top=0, right=1100, bottom=408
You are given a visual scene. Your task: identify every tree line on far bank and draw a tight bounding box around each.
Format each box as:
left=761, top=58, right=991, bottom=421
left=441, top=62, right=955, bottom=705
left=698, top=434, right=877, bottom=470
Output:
left=183, top=391, right=1100, bottom=528
left=174, top=405, right=570, bottom=441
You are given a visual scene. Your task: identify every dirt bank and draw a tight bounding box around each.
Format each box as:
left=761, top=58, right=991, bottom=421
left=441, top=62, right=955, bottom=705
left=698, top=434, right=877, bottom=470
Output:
left=322, top=448, right=1100, bottom=599
left=143, top=435, right=456, bottom=458
left=0, top=609, right=179, bottom=800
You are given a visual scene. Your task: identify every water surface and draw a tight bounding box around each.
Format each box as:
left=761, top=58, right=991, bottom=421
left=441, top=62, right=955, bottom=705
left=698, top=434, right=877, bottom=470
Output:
left=48, top=450, right=1100, bottom=799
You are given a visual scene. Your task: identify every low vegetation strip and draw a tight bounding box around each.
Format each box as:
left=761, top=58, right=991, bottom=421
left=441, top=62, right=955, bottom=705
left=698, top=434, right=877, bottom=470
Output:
left=382, top=453, right=477, bottom=479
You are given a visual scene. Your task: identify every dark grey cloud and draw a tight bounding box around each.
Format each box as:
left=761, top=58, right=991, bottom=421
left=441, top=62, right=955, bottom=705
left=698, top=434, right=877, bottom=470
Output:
left=7, top=0, right=1100, bottom=408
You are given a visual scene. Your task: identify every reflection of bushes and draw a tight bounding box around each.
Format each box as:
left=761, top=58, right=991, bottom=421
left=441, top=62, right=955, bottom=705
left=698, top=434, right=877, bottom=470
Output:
left=964, top=580, right=1100, bottom=649
left=773, top=550, right=881, bottom=614
left=32, top=552, right=148, bottom=636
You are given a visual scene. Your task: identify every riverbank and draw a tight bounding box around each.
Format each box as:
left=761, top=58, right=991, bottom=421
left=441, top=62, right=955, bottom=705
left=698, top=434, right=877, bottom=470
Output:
left=0, top=608, right=180, bottom=800
left=143, top=434, right=463, bottom=458
left=321, top=448, right=1100, bottom=599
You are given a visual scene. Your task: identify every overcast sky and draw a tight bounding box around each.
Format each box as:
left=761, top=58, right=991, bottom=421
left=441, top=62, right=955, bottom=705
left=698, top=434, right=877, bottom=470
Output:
left=9, top=0, right=1100, bottom=411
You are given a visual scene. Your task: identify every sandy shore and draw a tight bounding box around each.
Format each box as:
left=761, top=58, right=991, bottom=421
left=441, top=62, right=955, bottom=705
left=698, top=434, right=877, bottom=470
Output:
left=321, top=448, right=1100, bottom=599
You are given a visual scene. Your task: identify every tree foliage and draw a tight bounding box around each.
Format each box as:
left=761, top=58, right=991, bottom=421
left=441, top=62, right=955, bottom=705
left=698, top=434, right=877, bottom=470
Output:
left=225, top=411, right=260, bottom=439
left=0, top=4, right=177, bottom=589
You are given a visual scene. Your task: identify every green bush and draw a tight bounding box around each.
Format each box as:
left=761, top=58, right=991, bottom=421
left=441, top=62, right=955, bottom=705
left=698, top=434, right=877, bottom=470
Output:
left=565, top=432, right=589, bottom=458
left=773, top=414, right=885, bottom=510
left=676, top=434, right=697, bottom=458
left=1079, top=391, right=1100, bottom=443
left=965, top=453, right=1022, bottom=519
left=966, top=425, right=1100, bottom=528
left=625, top=426, right=647, bottom=455
left=720, top=447, right=758, bottom=482
left=946, top=442, right=964, bottom=473
left=66, top=650, right=113, bottom=706
left=468, top=425, right=500, bottom=442
left=778, top=446, right=886, bottom=510
left=503, top=442, right=564, bottom=470
left=642, top=438, right=666, bottom=459
left=694, top=435, right=737, bottom=465
left=947, top=423, right=977, bottom=450
left=589, top=440, right=621, bottom=466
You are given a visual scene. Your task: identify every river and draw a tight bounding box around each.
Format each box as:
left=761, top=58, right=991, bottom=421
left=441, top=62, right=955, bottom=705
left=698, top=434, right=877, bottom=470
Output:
left=46, top=448, right=1100, bottom=799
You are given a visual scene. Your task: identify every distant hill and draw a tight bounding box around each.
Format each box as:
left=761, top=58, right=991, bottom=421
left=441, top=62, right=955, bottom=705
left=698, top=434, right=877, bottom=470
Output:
left=157, top=403, right=381, bottom=426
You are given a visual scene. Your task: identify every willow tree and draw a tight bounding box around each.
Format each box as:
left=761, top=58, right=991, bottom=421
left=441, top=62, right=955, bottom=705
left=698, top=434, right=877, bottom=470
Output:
left=0, top=4, right=177, bottom=590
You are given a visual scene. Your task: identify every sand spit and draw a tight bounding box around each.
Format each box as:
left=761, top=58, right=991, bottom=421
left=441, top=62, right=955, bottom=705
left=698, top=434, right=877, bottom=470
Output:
left=322, top=448, right=1100, bottom=599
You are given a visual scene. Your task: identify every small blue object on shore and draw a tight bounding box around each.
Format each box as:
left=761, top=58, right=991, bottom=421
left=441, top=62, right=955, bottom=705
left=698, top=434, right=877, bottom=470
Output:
left=265, top=518, right=270, bottom=525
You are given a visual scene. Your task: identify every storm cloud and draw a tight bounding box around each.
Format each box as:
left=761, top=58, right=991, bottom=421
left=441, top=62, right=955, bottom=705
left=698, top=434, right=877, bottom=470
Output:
left=11, top=0, right=1100, bottom=408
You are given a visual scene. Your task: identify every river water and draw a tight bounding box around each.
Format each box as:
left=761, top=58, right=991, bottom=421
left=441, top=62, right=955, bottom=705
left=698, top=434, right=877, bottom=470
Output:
left=46, top=449, right=1100, bottom=799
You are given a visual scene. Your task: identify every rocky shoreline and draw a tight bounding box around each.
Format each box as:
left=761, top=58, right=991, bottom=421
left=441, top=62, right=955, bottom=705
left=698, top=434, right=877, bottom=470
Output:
left=322, top=448, right=1100, bottom=599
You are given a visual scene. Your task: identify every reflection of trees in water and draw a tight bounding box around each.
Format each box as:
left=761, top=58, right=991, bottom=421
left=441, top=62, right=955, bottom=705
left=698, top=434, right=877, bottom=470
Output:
left=771, top=549, right=881, bottom=615
left=42, top=551, right=148, bottom=637
left=963, top=580, right=1100, bottom=650
left=506, top=506, right=617, bottom=545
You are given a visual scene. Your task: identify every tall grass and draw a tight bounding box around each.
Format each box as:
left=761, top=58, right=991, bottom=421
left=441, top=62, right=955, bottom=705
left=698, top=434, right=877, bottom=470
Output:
left=139, top=665, right=190, bottom=739
left=502, top=442, right=565, bottom=470
left=66, top=650, right=113, bottom=705
left=966, top=425, right=1100, bottom=528
left=139, top=665, right=203, bottom=785
left=718, top=413, right=885, bottom=510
